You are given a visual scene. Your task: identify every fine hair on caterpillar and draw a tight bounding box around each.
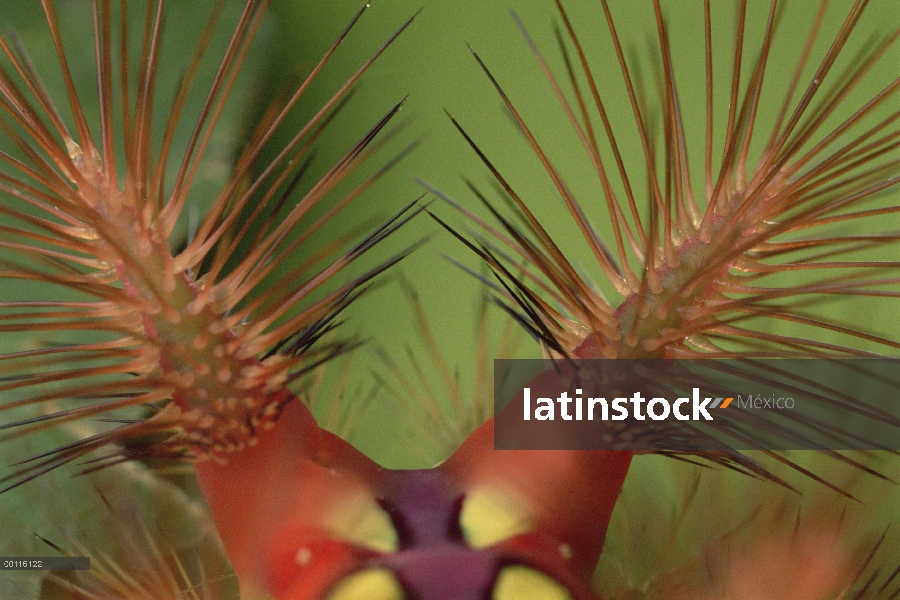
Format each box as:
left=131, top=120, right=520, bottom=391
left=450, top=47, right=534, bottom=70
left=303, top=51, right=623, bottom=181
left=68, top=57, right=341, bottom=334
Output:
left=0, top=0, right=416, bottom=487
left=438, top=0, right=900, bottom=362
left=432, top=0, right=900, bottom=472
left=0, top=0, right=899, bottom=599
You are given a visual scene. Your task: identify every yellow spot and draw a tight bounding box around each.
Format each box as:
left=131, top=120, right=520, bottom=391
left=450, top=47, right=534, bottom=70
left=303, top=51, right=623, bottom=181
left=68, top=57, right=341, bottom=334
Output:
left=648, top=270, right=664, bottom=294
left=641, top=338, right=663, bottom=352
left=64, top=137, right=83, bottom=160
left=237, top=377, right=257, bottom=390
left=208, top=320, right=228, bottom=334
left=295, top=546, right=312, bottom=567
left=68, top=226, right=99, bottom=241
left=186, top=297, right=206, bottom=315
left=177, top=372, right=195, bottom=388
left=264, top=374, right=288, bottom=394
left=261, top=355, right=286, bottom=367
left=326, top=493, right=398, bottom=553
left=241, top=365, right=264, bottom=378
left=460, top=486, right=532, bottom=549
left=492, top=566, right=573, bottom=600
left=327, top=569, right=404, bottom=600
left=192, top=333, right=209, bottom=350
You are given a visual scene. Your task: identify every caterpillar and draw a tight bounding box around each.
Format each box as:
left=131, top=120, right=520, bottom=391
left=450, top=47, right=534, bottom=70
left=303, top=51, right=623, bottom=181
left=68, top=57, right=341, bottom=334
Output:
left=1, top=0, right=899, bottom=599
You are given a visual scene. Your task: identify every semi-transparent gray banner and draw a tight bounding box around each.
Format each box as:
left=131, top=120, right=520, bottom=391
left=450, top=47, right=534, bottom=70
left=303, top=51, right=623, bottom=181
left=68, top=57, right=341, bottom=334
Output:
left=494, top=359, right=900, bottom=451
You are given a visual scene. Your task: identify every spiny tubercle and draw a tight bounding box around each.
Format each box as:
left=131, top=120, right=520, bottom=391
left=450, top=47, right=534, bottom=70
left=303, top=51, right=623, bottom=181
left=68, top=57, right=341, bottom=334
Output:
left=69, top=141, right=293, bottom=463
left=577, top=175, right=783, bottom=360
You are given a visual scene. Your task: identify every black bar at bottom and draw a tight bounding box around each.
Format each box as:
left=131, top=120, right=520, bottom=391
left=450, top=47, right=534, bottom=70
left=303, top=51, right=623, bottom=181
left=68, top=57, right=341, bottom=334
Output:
left=0, top=557, right=90, bottom=570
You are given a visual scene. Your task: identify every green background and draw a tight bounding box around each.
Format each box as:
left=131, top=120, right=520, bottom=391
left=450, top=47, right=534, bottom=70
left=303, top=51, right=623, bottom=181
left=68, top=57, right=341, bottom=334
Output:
left=1, top=0, right=898, bottom=597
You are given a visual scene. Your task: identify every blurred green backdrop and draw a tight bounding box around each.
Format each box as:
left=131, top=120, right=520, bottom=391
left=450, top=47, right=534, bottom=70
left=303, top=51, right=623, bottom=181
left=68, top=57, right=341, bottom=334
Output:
left=257, top=0, right=900, bottom=466
left=0, top=0, right=898, bottom=597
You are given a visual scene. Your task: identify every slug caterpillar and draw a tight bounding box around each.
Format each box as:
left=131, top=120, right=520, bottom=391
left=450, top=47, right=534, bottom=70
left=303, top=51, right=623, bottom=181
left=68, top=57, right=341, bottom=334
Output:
left=1, top=0, right=899, bottom=599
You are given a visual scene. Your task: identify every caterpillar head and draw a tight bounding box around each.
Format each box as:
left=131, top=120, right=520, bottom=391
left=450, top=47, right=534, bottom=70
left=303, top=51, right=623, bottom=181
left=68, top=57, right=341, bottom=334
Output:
left=195, top=400, right=631, bottom=600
